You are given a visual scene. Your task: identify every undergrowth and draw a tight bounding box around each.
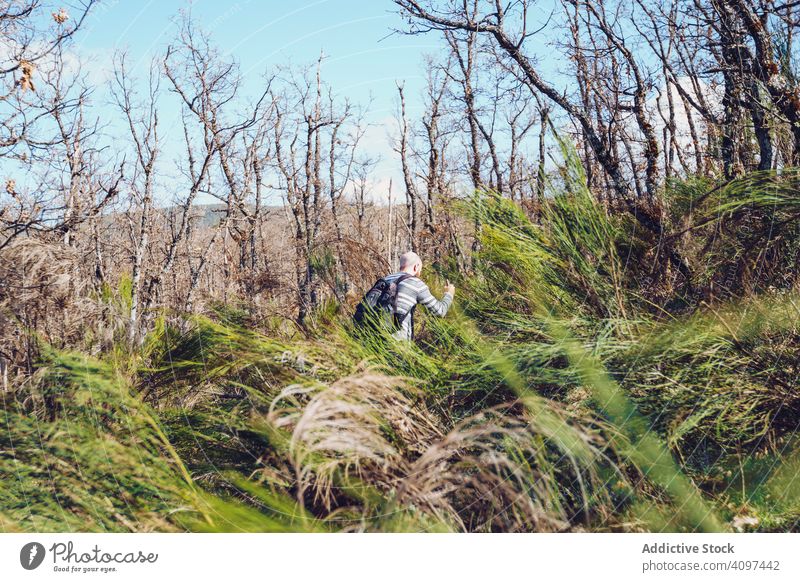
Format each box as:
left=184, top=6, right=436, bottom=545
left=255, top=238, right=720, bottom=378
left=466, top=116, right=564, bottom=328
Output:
left=3, top=150, right=800, bottom=532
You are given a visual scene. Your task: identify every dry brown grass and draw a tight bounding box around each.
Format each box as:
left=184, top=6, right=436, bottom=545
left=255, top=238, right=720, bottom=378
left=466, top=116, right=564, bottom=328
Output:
left=0, top=238, right=122, bottom=370
left=263, top=369, right=626, bottom=531
left=267, top=371, right=443, bottom=511
left=397, top=404, right=624, bottom=532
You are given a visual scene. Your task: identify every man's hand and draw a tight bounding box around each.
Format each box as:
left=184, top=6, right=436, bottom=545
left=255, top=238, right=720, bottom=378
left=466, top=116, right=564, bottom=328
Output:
left=445, top=280, right=455, bottom=296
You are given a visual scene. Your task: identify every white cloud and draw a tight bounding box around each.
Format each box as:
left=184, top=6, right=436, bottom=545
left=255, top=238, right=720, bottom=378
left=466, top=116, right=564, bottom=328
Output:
left=351, top=114, right=403, bottom=205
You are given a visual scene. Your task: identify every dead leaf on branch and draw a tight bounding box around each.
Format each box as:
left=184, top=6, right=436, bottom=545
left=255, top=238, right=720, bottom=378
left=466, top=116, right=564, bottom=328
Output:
left=17, top=61, right=35, bottom=92
left=52, top=9, right=69, bottom=24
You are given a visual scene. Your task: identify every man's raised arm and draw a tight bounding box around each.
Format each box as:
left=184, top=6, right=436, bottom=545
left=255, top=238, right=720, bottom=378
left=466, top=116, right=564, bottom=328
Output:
left=417, top=280, right=455, bottom=317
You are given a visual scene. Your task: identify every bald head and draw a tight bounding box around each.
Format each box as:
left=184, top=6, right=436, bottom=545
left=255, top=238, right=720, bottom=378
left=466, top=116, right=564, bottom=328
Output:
left=399, top=251, right=422, bottom=275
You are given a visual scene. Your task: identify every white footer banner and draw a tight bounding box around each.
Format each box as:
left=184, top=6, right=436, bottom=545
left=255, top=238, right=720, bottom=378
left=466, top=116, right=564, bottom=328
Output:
left=0, top=533, right=796, bottom=581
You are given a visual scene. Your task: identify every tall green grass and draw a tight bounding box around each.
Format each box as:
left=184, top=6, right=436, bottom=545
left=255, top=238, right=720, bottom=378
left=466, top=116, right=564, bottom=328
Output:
left=3, top=151, right=800, bottom=532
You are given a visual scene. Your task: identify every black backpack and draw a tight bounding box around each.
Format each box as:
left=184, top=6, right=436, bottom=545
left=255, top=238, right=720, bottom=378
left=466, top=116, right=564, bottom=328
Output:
left=353, top=274, right=414, bottom=332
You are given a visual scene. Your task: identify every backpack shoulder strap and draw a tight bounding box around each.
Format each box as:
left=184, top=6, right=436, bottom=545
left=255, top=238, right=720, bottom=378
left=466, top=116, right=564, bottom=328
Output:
left=391, top=273, right=414, bottom=313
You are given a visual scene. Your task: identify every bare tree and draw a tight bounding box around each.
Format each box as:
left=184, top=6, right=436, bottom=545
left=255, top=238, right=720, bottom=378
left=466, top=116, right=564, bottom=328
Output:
left=395, top=82, right=420, bottom=250
left=111, top=52, right=161, bottom=343
left=394, top=0, right=697, bottom=286
left=0, top=2, right=119, bottom=252
left=0, top=1, right=97, bottom=158
left=393, top=1, right=661, bottom=229
left=161, top=15, right=272, bottom=314
left=272, top=56, right=363, bottom=326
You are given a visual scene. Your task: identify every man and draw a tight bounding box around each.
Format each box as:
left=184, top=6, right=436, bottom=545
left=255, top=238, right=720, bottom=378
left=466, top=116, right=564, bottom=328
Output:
left=382, top=251, right=455, bottom=340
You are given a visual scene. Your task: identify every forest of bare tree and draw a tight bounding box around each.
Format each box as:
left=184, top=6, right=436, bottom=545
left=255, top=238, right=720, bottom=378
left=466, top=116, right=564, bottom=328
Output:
left=3, top=0, right=800, bottom=535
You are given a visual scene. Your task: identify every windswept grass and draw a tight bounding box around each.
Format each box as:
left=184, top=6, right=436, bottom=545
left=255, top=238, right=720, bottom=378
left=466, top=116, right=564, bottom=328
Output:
left=3, top=153, right=800, bottom=532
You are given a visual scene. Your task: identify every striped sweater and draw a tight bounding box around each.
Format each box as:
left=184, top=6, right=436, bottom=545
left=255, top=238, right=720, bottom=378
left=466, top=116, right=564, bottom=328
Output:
left=382, top=272, right=453, bottom=340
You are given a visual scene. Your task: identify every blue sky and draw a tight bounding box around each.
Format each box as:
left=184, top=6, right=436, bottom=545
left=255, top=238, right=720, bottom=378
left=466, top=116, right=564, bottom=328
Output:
left=76, top=0, right=439, bottom=114
left=7, top=1, right=710, bottom=210
left=46, top=1, right=573, bottom=207
left=65, top=0, right=450, bottom=204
